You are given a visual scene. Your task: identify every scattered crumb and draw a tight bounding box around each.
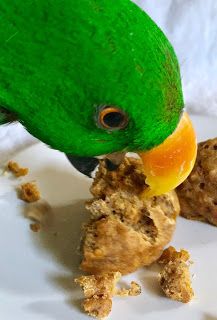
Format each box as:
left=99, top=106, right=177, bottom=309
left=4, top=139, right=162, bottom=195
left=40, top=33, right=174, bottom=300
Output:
left=158, top=247, right=194, bottom=303
left=75, top=272, right=141, bottom=319
left=7, top=161, right=29, bottom=177
left=75, top=272, right=121, bottom=299
left=30, top=222, right=41, bottom=233
left=83, top=296, right=112, bottom=319
left=158, top=246, right=190, bottom=265
left=75, top=272, right=121, bottom=319
left=19, top=182, right=40, bottom=203
left=116, top=281, right=141, bottom=297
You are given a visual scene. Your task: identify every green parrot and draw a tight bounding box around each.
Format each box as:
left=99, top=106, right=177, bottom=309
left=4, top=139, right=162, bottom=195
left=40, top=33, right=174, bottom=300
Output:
left=0, top=0, right=197, bottom=195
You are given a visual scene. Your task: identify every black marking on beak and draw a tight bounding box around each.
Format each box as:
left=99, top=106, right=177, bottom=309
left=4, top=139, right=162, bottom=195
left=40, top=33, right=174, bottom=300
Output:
left=66, top=152, right=125, bottom=177
left=66, top=154, right=99, bottom=178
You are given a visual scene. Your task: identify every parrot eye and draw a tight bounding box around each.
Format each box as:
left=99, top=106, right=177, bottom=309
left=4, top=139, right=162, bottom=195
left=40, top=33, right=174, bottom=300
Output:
left=98, top=106, right=128, bottom=130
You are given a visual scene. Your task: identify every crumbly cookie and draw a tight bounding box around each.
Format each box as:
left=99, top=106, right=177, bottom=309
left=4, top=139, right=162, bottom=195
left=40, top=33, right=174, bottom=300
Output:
left=90, top=157, right=148, bottom=198
left=75, top=272, right=141, bottom=319
left=81, top=157, right=180, bottom=275
left=158, top=247, right=194, bottom=303
left=177, top=138, right=217, bottom=226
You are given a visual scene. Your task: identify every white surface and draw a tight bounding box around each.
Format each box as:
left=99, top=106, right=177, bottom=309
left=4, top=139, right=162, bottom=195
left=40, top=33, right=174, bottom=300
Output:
left=0, top=115, right=217, bottom=320
left=136, top=0, right=217, bottom=117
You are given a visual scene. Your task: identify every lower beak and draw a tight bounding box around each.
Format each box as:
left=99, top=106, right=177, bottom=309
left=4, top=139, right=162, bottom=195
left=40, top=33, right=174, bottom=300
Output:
left=65, top=155, right=99, bottom=177
left=139, top=112, right=197, bottom=197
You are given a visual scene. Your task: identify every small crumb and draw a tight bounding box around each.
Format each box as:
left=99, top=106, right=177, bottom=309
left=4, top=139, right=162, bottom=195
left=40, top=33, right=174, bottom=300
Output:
left=75, top=272, right=120, bottom=319
left=83, top=296, right=112, bottom=319
left=158, top=246, right=190, bottom=265
left=159, top=247, right=194, bottom=303
left=30, top=222, right=41, bottom=233
left=7, top=161, right=29, bottom=177
left=75, top=273, right=141, bottom=318
left=116, top=281, right=141, bottom=297
left=19, top=182, right=40, bottom=203
left=75, top=272, right=121, bottom=299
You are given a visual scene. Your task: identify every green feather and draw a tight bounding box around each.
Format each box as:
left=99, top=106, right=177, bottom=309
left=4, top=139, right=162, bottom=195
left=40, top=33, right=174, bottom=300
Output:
left=0, top=0, right=183, bottom=156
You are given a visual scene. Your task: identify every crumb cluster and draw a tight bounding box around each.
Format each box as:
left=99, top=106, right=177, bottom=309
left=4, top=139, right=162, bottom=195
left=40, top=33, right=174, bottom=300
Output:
left=158, top=247, right=194, bottom=303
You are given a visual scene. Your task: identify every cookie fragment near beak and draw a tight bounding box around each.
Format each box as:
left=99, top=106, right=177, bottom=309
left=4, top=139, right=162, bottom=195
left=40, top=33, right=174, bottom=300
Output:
left=139, top=112, right=197, bottom=197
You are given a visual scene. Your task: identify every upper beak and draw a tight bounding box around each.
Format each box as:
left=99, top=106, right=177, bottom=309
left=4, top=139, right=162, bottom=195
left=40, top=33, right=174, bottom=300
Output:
left=139, top=112, right=197, bottom=197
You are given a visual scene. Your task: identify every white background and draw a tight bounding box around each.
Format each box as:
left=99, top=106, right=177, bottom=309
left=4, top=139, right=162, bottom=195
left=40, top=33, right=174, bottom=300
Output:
left=1, top=0, right=217, bottom=160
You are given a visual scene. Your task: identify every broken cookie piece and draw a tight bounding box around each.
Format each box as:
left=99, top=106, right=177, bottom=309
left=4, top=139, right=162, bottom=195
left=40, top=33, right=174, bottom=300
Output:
left=81, top=157, right=180, bottom=275
left=19, top=182, right=40, bottom=203
left=75, top=272, right=121, bottom=319
left=116, top=281, right=141, bottom=297
left=75, top=272, right=121, bottom=299
left=177, top=138, right=217, bottom=226
left=7, top=161, right=29, bottom=177
left=91, top=157, right=148, bottom=198
left=158, top=246, right=190, bottom=265
left=75, top=272, right=141, bottom=319
left=158, top=247, right=194, bottom=303
left=83, top=296, right=112, bottom=319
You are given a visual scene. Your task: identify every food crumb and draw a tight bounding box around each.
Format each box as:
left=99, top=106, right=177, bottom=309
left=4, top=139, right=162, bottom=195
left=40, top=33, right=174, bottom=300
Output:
left=158, top=246, right=194, bottom=303
left=83, top=296, right=112, bottom=319
left=7, top=161, right=29, bottom=177
left=30, top=222, right=41, bottom=233
left=75, top=272, right=120, bottom=319
left=116, top=281, right=141, bottom=297
left=19, top=182, right=40, bottom=203
left=75, top=272, right=141, bottom=318
left=158, top=246, right=190, bottom=265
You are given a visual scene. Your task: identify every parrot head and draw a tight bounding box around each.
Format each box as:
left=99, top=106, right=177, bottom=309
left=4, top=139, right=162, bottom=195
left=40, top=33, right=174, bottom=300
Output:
left=0, top=0, right=197, bottom=196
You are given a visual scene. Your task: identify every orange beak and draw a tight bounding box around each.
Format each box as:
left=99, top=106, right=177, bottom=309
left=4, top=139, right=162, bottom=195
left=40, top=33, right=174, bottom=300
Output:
left=139, top=112, right=197, bottom=197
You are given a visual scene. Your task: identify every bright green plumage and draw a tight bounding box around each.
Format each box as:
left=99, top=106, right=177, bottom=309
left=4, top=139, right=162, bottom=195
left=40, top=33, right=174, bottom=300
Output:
left=0, top=0, right=183, bottom=157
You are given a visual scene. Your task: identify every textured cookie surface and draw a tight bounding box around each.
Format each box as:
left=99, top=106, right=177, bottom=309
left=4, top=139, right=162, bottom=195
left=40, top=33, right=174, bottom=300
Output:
left=158, top=247, right=194, bottom=303
left=177, top=138, right=217, bottom=226
left=81, top=157, right=180, bottom=275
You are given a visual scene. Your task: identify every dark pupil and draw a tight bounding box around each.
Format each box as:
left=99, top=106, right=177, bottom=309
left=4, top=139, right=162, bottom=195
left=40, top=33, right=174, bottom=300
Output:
left=103, top=112, right=124, bottom=128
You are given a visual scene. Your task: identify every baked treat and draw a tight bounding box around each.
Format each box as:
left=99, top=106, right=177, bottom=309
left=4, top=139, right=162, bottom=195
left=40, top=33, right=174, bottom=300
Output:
left=177, top=138, right=217, bottom=226
left=82, top=296, right=112, bottom=319
left=75, top=272, right=121, bottom=299
left=75, top=272, right=119, bottom=319
left=158, top=247, right=194, bottom=303
left=75, top=272, right=141, bottom=319
left=158, top=246, right=190, bottom=265
left=7, top=161, right=29, bottom=177
left=90, top=157, right=148, bottom=198
left=81, top=157, right=180, bottom=275
left=19, top=182, right=40, bottom=202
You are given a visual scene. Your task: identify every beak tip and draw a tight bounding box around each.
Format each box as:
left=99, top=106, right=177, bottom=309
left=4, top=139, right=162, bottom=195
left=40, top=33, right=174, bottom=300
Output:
left=139, top=112, right=197, bottom=196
